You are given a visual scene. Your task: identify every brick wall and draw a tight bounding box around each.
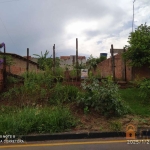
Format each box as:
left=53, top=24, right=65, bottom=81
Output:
left=0, top=55, right=40, bottom=91
left=95, top=54, right=128, bottom=80
left=0, top=69, right=3, bottom=80
left=12, top=57, right=38, bottom=73
left=133, top=65, right=150, bottom=79
left=94, top=53, right=150, bottom=81
left=126, top=64, right=132, bottom=81
left=96, top=57, right=112, bottom=77
left=0, top=69, right=3, bottom=91
left=6, top=57, right=39, bottom=75
left=6, top=66, right=41, bottom=75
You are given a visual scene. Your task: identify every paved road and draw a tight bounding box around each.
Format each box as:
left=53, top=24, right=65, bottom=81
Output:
left=0, top=138, right=150, bottom=150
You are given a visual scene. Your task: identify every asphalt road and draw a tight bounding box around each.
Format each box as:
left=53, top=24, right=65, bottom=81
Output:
left=0, top=138, right=150, bottom=150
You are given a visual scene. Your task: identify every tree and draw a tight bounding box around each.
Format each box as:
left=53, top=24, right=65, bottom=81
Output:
left=33, top=50, right=53, bottom=70
left=96, top=56, right=106, bottom=64
left=33, top=50, right=60, bottom=71
left=87, top=55, right=106, bottom=70
left=123, top=23, right=150, bottom=67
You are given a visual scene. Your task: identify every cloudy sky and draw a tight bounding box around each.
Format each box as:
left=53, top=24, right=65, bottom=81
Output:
left=0, top=0, right=150, bottom=59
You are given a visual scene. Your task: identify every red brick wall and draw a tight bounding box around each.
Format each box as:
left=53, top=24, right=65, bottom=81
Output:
left=114, top=54, right=123, bottom=80
left=95, top=53, right=150, bottom=81
left=12, top=57, right=38, bottom=73
left=133, top=65, right=150, bottom=79
left=96, top=57, right=112, bottom=78
left=126, top=65, right=132, bottom=81
left=0, top=56, right=40, bottom=91
left=0, top=69, right=3, bottom=90
left=95, top=54, right=126, bottom=80
left=0, top=69, right=3, bottom=80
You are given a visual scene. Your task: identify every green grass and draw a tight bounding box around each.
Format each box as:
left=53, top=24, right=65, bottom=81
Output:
left=0, top=106, right=77, bottom=135
left=119, top=88, right=150, bottom=116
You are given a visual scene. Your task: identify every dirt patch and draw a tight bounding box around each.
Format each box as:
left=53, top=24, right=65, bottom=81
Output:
left=69, top=103, right=150, bottom=132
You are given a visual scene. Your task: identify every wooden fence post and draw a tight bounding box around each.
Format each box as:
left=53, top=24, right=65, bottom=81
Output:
left=111, top=44, right=115, bottom=81
left=76, top=38, right=79, bottom=79
left=3, top=44, right=6, bottom=89
left=27, top=48, right=29, bottom=78
left=53, top=44, right=55, bottom=75
left=123, top=47, right=127, bottom=81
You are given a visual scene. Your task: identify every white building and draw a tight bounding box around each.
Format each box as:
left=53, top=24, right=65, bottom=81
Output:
left=60, top=55, right=86, bottom=70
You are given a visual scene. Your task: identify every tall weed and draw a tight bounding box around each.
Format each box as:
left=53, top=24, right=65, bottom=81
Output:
left=49, top=83, right=79, bottom=104
left=0, top=106, right=77, bottom=135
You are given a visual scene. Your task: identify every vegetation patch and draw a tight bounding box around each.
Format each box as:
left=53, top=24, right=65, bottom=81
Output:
left=0, top=106, right=77, bottom=135
left=50, top=83, right=79, bottom=104
left=119, top=88, right=150, bottom=116
left=77, top=77, right=130, bottom=117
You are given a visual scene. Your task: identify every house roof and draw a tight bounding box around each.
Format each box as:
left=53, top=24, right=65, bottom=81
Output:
left=78, top=56, right=86, bottom=60
left=0, top=52, right=38, bottom=66
left=60, top=56, right=86, bottom=60
left=60, top=56, right=70, bottom=60
left=23, top=56, right=32, bottom=59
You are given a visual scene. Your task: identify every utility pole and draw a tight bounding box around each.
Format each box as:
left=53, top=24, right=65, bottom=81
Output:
left=132, top=0, right=136, bottom=32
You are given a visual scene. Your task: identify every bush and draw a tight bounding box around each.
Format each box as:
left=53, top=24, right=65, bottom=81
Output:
left=0, top=106, right=77, bottom=135
left=77, top=78, right=130, bottom=117
left=1, top=72, right=54, bottom=106
left=49, top=83, right=79, bottom=104
left=138, top=78, right=150, bottom=102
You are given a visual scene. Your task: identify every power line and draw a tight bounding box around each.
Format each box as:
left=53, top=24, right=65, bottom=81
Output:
left=0, top=15, right=16, bottom=47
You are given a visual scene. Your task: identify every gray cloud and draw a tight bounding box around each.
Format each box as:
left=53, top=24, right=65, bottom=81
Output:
left=97, top=41, right=102, bottom=45
left=0, top=0, right=149, bottom=58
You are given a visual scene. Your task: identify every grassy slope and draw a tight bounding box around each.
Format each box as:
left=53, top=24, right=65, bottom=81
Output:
left=119, top=88, right=150, bottom=116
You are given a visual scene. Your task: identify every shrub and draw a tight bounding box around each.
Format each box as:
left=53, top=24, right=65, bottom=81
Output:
left=0, top=106, right=77, bottom=135
left=109, top=121, right=122, bottom=131
left=1, top=72, right=54, bottom=106
left=49, top=83, right=79, bottom=104
left=77, top=77, right=130, bottom=117
left=138, top=78, right=150, bottom=102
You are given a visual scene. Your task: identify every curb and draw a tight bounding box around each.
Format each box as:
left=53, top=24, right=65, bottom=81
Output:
left=19, top=132, right=126, bottom=142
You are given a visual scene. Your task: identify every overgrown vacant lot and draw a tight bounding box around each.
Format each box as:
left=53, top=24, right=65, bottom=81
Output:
left=0, top=73, right=150, bottom=135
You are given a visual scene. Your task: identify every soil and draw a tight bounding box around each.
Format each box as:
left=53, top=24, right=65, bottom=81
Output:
left=68, top=103, right=150, bottom=133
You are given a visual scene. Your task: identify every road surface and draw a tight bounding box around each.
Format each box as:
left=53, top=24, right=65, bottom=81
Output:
left=0, top=138, right=150, bottom=150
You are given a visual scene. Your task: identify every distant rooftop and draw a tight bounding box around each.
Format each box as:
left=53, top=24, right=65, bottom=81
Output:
left=60, top=55, right=86, bottom=60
